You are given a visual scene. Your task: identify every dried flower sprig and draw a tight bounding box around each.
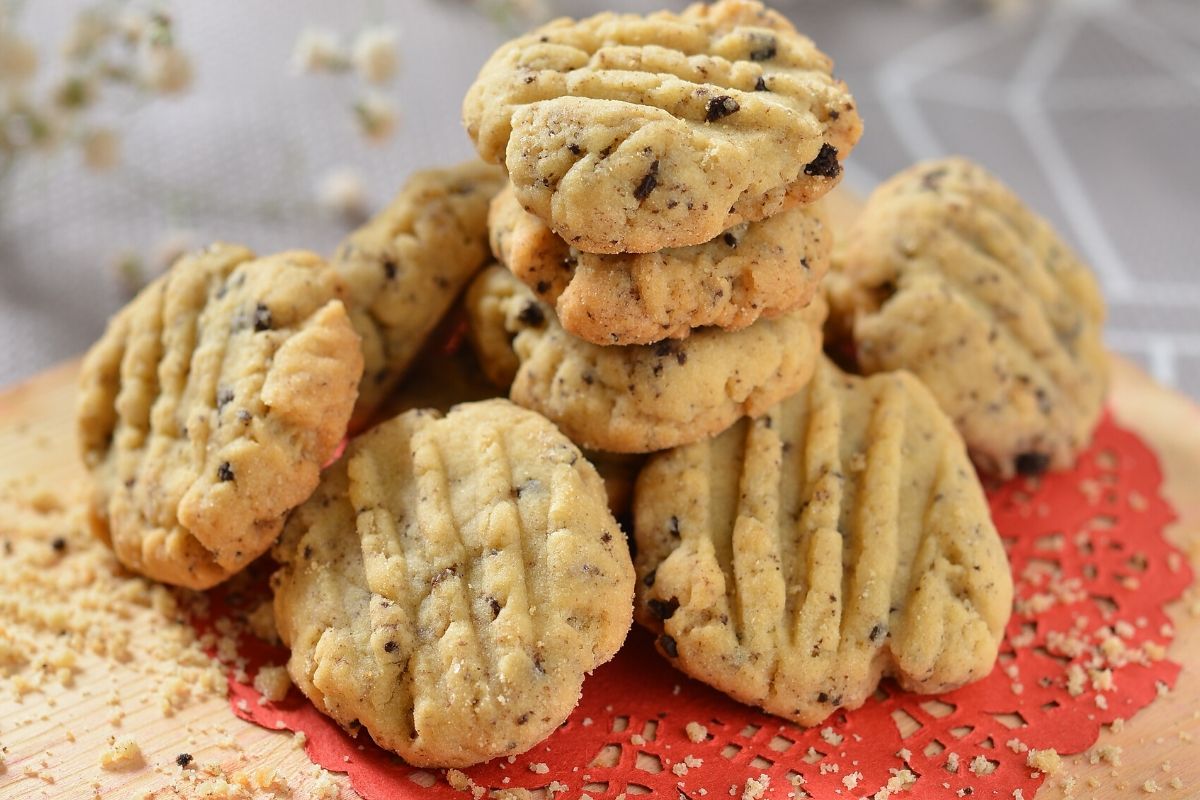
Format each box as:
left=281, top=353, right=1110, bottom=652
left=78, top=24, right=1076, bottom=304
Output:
left=0, top=0, right=193, bottom=185
left=290, top=24, right=401, bottom=143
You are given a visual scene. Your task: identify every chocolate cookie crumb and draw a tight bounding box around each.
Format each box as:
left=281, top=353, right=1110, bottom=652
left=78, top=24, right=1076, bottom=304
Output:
left=633, top=160, right=660, bottom=201
left=705, top=96, right=740, bottom=122
left=803, top=143, right=841, bottom=179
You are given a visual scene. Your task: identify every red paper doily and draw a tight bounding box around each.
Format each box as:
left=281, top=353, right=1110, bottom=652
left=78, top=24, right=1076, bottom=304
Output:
left=196, top=414, right=1192, bottom=799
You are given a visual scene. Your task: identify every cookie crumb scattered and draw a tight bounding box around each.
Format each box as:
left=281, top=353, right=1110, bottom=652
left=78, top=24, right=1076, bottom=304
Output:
left=253, top=665, right=292, bottom=703
left=686, top=721, right=708, bottom=743
left=529, top=762, right=550, bottom=775
left=1027, top=748, right=1062, bottom=775
left=99, top=737, right=144, bottom=771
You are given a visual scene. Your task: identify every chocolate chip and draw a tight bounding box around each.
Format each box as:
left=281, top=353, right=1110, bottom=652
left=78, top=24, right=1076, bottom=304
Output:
left=517, top=712, right=530, bottom=725
left=432, top=565, right=457, bottom=586
left=676, top=351, right=687, bottom=366
left=1015, top=452, right=1050, bottom=476
left=217, top=462, right=234, bottom=482
left=175, top=753, right=193, bottom=768
left=488, top=596, right=502, bottom=619
left=535, top=280, right=550, bottom=295
left=568, top=143, right=581, bottom=155
left=921, top=168, right=948, bottom=191
left=803, top=143, right=841, bottom=179
left=384, top=640, right=398, bottom=653
left=253, top=303, right=272, bottom=332
left=723, top=232, right=738, bottom=248
left=869, top=624, right=884, bottom=642
left=517, top=301, right=545, bottom=327
left=817, top=691, right=830, bottom=703
left=705, top=95, right=740, bottom=122
left=633, top=160, right=659, bottom=201
left=668, top=515, right=680, bottom=537
left=601, top=531, right=612, bottom=544
left=658, top=634, right=679, bottom=657
left=648, top=597, right=680, bottom=621
left=383, top=259, right=397, bottom=280
left=749, top=35, right=777, bottom=61
left=754, top=76, right=768, bottom=91
left=217, top=387, right=234, bottom=411
left=51, top=537, right=66, bottom=553
left=236, top=409, right=252, bottom=424
left=643, top=568, right=656, bottom=588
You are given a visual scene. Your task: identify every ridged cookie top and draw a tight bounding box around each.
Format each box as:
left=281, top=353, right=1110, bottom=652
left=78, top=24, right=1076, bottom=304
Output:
left=333, top=160, right=505, bottom=430
left=77, top=243, right=362, bottom=589
left=271, top=400, right=634, bottom=767
left=634, top=357, right=1012, bottom=726
left=463, top=0, right=861, bottom=254
left=489, top=185, right=831, bottom=345
left=828, top=157, right=1108, bottom=478
left=465, top=265, right=827, bottom=454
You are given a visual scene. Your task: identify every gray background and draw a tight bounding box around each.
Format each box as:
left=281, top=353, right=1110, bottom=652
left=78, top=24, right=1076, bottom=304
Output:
left=2, top=0, right=1197, bottom=398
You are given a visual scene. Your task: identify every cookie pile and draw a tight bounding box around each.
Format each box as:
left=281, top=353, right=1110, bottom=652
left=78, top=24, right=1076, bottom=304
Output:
left=73, top=0, right=1110, bottom=775
left=461, top=0, right=862, bottom=454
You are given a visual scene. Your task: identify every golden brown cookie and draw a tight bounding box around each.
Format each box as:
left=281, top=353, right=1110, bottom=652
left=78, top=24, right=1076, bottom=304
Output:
left=463, top=0, right=861, bottom=254
left=489, top=185, right=831, bottom=345
left=634, top=357, right=1012, bottom=725
left=464, top=265, right=826, bottom=453
left=333, top=160, right=505, bottom=430
left=380, top=339, right=644, bottom=517
left=77, top=243, right=362, bottom=590
left=271, top=399, right=634, bottom=767
left=826, top=157, right=1108, bottom=478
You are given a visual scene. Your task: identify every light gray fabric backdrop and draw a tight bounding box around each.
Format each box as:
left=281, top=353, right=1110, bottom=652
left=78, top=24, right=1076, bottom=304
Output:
left=2, top=0, right=1197, bottom=398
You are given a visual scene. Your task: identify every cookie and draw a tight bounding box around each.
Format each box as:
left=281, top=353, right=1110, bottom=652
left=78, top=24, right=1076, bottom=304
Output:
left=333, top=160, right=505, bottom=430
left=465, top=265, right=826, bottom=453
left=77, top=243, right=362, bottom=590
left=633, top=357, right=1012, bottom=726
left=489, top=185, right=831, bottom=345
left=271, top=399, right=634, bottom=767
left=381, top=338, right=644, bottom=517
left=463, top=0, right=862, bottom=254
left=826, top=157, right=1108, bottom=478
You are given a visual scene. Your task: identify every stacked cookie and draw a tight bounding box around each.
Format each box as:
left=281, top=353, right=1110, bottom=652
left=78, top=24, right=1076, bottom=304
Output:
left=460, top=0, right=862, bottom=454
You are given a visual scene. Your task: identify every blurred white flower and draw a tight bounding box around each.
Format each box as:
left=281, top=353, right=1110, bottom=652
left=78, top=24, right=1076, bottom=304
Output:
left=117, top=9, right=149, bottom=44
left=152, top=228, right=196, bottom=271
left=53, top=75, right=99, bottom=112
left=82, top=127, right=120, bottom=171
left=354, top=93, right=397, bottom=143
left=139, top=43, right=192, bottom=94
left=112, top=251, right=147, bottom=297
left=61, top=9, right=111, bottom=62
left=0, top=31, right=38, bottom=85
left=4, top=99, right=62, bottom=153
left=316, top=166, right=370, bottom=224
left=351, top=26, right=399, bottom=85
left=292, top=27, right=347, bottom=74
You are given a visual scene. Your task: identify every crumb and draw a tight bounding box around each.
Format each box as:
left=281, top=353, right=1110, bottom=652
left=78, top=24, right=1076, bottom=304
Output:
left=970, top=755, right=996, bottom=775
left=842, top=771, right=862, bottom=790
left=1142, top=779, right=1160, bottom=793
left=1027, top=748, right=1062, bottom=775
left=820, top=727, right=844, bottom=746
left=630, top=734, right=646, bottom=746
left=945, top=752, right=960, bottom=772
left=686, top=721, right=708, bottom=743
left=529, top=762, right=549, bottom=775
left=253, top=665, right=292, bottom=703
left=742, top=773, right=770, bottom=800
left=99, top=738, right=144, bottom=771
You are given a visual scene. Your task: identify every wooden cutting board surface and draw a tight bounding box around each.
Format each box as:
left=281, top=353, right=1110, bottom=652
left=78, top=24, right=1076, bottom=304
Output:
left=1, top=189, right=1197, bottom=798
